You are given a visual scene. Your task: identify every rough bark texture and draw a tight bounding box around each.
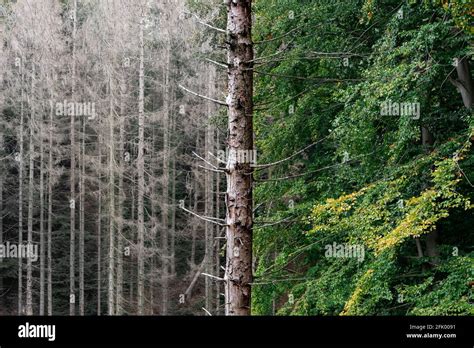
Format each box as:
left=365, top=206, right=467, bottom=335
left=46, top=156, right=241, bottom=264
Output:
left=224, top=0, right=254, bottom=316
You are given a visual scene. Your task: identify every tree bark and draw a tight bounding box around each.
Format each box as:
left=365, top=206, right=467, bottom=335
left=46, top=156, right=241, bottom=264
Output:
left=107, top=77, right=116, bottom=316
left=161, top=45, right=171, bottom=316
left=26, top=63, right=35, bottom=316
left=18, top=59, right=24, bottom=316
left=69, top=0, right=77, bottom=316
left=79, top=113, right=85, bottom=316
left=137, top=13, right=146, bottom=315
left=215, top=130, right=221, bottom=315
left=0, top=133, right=3, bottom=310
left=224, top=0, right=254, bottom=316
left=116, top=73, right=126, bottom=315
left=205, top=65, right=216, bottom=312
left=47, top=100, right=53, bottom=316
left=170, top=114, right=176, bottom=277
left=97, top=133, right=102, bottom=316
left=39, top=77, right=45, bottom=316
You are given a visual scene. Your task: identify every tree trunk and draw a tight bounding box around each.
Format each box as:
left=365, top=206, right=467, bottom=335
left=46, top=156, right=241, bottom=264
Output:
left=79, top=115, right=85, bottom=316
left=170, top=116, right=176, bottom=277
left=107, top=77, right=116, bottom=316
left=191, top=134, right=200, bottom=269
left=39, top=83, right=45, bottom=316
left=205, top=65, right=216, bottom=312
left=0, top=133, right=3, bottom=310
left=26, top=63, right=35, bottom=316
left=69, top=0, right=77, bottom=316
left=130, top=184, right=135, bottom=313
left=47, top=101, right=53, bottom=316
left=451, top=57, right=473, bottom=109
left=161, top=45, right=171, bottom=316
left=215, top=130, right=221, bottom=315
left=18, top=59, right=24, bottom=316
left=137, top=13, right=146, bottom=315
left=224, top=0, right=254, bottom=316
left=97, top=133, right=102, bottom=316
left=116, top=73, right=126, bottom=315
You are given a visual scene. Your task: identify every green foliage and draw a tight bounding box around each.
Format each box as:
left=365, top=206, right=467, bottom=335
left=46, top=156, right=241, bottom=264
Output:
left=252, top=0, right=473, bottom=316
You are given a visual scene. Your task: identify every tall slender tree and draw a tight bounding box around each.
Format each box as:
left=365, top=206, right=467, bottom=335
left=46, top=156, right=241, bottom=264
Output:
left=224, top=0, right=254, bottom=316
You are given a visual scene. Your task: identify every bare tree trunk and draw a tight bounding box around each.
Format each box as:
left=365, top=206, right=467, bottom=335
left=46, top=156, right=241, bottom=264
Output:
left=0, top=133, right=3, bottom=309
left=79, top=116, right=85, bottom=316
left=205, top=65, right=216, bottom=312
left=161, top=45, right=171, bottom=316
left=137, top=13, right=146, bottom=315
left=26, top=63, right=35, bottom=316
left=39, top=87, right=45, bottom=316
left=224, top=0, right=254, bottom=316
left=107, top=76, right=116, bottom=316
left=149, top=259, right=154, bottom=315
left=150, top=113, right=157, bottom=316
left=97, top=133, right=102, bottom=316
left=47, top=102, right=53, bottom=316
left=130, top=184, right=135, bottom=313
left=18, top=60, right=24, bottom=316
left=69, top=0, right=77, bottom=316
left=191, top=135, right=200, bottom=269
left=170, top=120, right=176, bottom=277
left=215, top=130, right=221, bottom=315
left=116, top=74, right=126, bottom=315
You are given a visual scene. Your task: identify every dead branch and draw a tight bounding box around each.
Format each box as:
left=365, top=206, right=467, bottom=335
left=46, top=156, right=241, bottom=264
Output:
left=192, top=151, right=220, bottom=170
left=197, top=165, right=225, bottom=174
left=183, top=11, right=226, bottom=34
left=202, top=307, right=213, bottom=316
left=179, top=204, right=228, bottom=227
left=208, top=151, right=226, bottom=165
left=204, top=58, right=228, bottom=69
left=178, top=84, right=227, bottom=106
left=184, top=260, right=205, bottom=299
left=201, top=273, right=225, bottom=282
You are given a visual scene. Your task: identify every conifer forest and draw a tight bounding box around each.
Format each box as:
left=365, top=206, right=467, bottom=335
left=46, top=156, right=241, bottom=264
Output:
left=0, top=0, right=472, bottom=319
